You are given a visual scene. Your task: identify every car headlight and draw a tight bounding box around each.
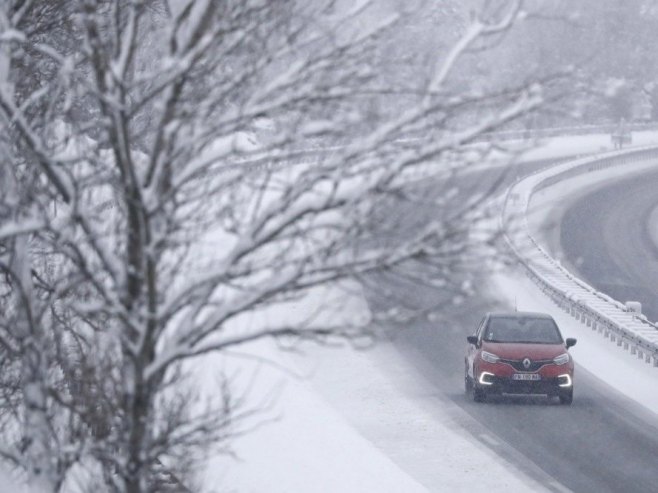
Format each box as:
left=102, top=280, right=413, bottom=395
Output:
left=481, top=351, right=500, bottom=363
left=553, top=353, right=570, bottom=365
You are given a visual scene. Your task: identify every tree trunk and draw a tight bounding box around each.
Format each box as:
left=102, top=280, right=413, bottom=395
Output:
left=123, top=359, right=150, bottom=493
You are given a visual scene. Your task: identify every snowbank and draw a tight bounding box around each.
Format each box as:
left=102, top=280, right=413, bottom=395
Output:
left=199, top=282, right=430, bottom=493
left=201, top=340, right=431, bottom=493
left=518, top=129, right=658, bottom=162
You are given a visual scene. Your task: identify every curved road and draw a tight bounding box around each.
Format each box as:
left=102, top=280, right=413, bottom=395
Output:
left=561, top=169, right=658, bottom=322
left=366, top=163, right=658, bottom=492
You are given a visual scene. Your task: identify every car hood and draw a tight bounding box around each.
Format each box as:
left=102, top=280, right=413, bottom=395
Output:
left=481, top=342, right=565, bottom=360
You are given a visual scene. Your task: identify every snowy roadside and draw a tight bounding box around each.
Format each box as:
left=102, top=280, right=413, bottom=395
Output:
left=198, top=282, right=430, bottom=493
left=199, top=341, right=431, bottom=493
left=463, top=129, right=658, bottom=175
left=518, top=129, right=658, bottom=162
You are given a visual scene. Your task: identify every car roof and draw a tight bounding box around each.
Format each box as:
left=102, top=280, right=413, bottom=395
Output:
left=487, top=311, right=554, bottom=320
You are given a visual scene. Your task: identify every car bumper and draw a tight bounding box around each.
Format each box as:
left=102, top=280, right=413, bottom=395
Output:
left=481, top=376, right=569, bottom=395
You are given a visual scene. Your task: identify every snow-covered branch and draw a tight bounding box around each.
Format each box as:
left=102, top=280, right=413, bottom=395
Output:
left=0, top=0, right=558, bottom=490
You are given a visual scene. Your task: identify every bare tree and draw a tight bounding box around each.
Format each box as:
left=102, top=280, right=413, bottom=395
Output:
left=0, top=0, right=547, bottom=491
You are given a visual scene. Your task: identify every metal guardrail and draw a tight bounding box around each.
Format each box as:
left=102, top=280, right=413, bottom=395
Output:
left=476, top=121, right=658, bottom=143
left=502, top=145, right=658, bottom=367
left=380, top=121, right=658, bottom=145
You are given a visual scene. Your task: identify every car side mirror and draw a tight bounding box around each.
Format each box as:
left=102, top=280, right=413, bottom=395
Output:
left=566, top=338, right=577, bottom=349
left=467, top=335, right=478, bottom=346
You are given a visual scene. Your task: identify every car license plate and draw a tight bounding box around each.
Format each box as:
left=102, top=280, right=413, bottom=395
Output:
left=512, top=373, right=540, bottom=381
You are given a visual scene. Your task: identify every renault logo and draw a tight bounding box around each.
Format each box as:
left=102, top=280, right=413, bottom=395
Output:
left=522, top=358, right=532, bottom=369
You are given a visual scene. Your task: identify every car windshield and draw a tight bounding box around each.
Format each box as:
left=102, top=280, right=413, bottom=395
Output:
left=483, top=317, right=563, bottom=344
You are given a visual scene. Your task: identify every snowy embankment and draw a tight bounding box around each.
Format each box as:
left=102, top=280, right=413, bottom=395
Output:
left=408, top=130, right=658, bottom=181
left=200, top=131, right=658, bottom=492
left=518, top=129, right=658, bottom=162
left=199, top=282, right=434, bottom=493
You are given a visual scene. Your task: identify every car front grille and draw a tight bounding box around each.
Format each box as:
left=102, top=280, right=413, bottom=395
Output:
left=490, top=377, right=560, bottom=395
left=499, top=358, right=553, bottom=372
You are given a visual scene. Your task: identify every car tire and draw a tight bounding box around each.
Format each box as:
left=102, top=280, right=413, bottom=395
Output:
left=558, top=388, right=573, bottom=405
left=473, top=386, right=487, bottom=403
left=465, top=374, right=486, bottom=402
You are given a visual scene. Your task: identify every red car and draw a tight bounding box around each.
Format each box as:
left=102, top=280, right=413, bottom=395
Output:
left=465, top=312, right=577, bottom=404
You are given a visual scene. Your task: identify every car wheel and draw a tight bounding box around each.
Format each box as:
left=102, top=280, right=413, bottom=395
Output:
left=473, top=386, right=487, bottom=403
left=558, top=388, right=573, bottom=405
left=465, top=374, right=486, bottom=402
left=465, top=372, right=474, bottom=394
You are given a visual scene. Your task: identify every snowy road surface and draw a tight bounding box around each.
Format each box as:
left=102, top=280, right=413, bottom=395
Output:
left=371, top=266, right=658, bottom=493
left=558, top=168, right=658, bottom=322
